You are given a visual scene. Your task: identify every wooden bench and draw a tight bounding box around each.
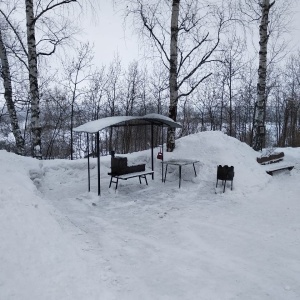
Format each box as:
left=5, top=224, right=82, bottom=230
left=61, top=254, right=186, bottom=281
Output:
left=266, top=165, right=294, bottom=176
left=108, top=170, right=154, bottom=190
left=257, top=152, right=284, bottom=165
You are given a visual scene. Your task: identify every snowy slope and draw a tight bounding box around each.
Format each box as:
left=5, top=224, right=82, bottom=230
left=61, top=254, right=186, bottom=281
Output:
left=1, top=131, right=300, bottom=299
left=0, top=151, right=112, bottom=300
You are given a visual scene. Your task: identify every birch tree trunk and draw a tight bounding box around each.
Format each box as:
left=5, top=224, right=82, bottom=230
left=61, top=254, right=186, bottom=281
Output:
left=25, top=0, right=42, bottom=158
left=0, top=29, right=25, bottom=155
left=252, top=0, right=275, bottom=151
left=167, top=0, right=180, bottom=152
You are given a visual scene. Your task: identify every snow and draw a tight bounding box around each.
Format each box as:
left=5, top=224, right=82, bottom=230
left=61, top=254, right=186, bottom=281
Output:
left=73, top=114, right=181, bottom=133
left=1, top=131, right=300, bottom=299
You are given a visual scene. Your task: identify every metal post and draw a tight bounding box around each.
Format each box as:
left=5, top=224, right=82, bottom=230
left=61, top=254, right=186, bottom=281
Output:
left=179, top=165, right=182, bottom=188
left=97, top=132, right=101, bottom=196
left=151, top=123, right=154, bottom=180
left=87, top=133, right=90, bottom=192
left=161, top=125, right=164, bottom=182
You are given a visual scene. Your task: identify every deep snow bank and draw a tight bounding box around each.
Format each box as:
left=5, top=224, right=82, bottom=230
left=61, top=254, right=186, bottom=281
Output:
left=0, top=151, right=110, bottom=300
left=161, top=131, right=271, bottom=193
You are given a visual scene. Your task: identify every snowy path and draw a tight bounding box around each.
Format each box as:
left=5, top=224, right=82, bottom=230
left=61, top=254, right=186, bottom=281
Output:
left=39, top=157, right=300, bottom=300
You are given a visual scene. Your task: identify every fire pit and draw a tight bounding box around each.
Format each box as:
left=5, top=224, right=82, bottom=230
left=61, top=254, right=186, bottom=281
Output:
left=216, top=165, right=234, bottom=193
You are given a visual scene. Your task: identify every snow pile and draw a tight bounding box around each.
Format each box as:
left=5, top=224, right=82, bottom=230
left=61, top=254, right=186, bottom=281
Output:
left=0, top=151, right=112, bottom=300
left=160, top=131, right=271, bottom=194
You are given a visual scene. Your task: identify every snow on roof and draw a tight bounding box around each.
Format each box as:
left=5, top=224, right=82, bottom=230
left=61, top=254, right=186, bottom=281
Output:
left=73, top=114, right=182, bottom=133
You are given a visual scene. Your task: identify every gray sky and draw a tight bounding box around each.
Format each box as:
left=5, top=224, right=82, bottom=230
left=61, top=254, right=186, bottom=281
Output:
left=79, top=2, right=141, bottom=66
left=78, top=1, right=300, bottom=68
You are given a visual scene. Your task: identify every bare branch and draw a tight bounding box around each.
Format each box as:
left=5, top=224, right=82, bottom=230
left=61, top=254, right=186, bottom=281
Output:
left=138, top=3, right=170, bottom=65
left=34, top=0, right=79, bottom=23
left=0, top=10, right=28, bottom=56
left=178, top=73, right=212, bottom=99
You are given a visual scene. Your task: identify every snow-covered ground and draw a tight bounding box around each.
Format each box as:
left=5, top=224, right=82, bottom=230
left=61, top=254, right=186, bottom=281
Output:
left=1, top=131, right=300, bottom=300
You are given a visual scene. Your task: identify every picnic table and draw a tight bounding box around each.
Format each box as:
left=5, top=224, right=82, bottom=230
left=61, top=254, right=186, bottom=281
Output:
left=161, top=159, right=199, bottom=188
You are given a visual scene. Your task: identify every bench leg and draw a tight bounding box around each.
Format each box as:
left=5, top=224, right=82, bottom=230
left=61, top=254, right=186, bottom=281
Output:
left=223, top=180, right=226, bottom=193
left=108, top=176, right=119, bottom=191
left=193, top=163, right=197, bottom=176
left=139, top=175, right=148, bottom=185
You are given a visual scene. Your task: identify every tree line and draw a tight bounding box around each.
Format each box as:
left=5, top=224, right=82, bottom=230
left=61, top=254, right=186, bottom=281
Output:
left=0, top=0, right=299, bottom=159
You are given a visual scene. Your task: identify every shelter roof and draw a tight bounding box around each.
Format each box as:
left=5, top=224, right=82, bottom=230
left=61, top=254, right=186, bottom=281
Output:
left=73, top=113, right=182, bottom=133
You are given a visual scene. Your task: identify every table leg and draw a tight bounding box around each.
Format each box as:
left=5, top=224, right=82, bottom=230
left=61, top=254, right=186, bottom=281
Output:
left=193, top=163, right=197, bottom=176
left=164, top=164, right=168, bottom=183
left=179, top=165, right=182, bottom=188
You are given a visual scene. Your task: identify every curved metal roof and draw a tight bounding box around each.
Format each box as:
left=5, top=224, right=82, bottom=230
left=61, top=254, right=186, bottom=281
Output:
left=73, top=113, right=182, bottom=133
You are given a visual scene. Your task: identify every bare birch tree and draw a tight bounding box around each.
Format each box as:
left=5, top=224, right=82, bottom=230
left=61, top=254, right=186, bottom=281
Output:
left=25, top=0, right=79, bottom=158
left=252, top=0, right=275, bottom=151
left=239, top=0, right=294, bottom=150
left=1, top=0, right=80, bottom=158
left=167, top=0, right=180, bottom=151
left=0, top=27, right=25, bottom=155
left=125, top=0, right=233, bottom=151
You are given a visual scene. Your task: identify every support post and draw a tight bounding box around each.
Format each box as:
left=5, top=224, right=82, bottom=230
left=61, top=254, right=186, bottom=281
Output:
left=97, top=132, right=101, bottom=196
left=87, top=133, right=90, bottom=192
left=151, top=123, right=154, bottom=179
left=161, top=125, right=164, bottom=182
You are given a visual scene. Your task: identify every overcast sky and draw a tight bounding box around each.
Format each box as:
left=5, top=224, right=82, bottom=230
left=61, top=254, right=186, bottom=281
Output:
left=78, top=1, right=300, bottom=68
left=78, top=2, right=141, bottom=66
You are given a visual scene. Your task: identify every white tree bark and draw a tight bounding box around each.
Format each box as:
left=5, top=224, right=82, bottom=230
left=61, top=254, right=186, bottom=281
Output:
left=167, top=0, right=180, bottom=152
left=252, top=0, right=275, bottom=151
left=0, top=29, right=25, bottom=155
left=25, top=0, right=42, bottom=158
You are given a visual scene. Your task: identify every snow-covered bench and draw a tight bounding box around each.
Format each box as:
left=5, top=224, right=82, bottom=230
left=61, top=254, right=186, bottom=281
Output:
left=108, top=151, right=154, bottom=190
left=257, top=152, right=284, bottom=165
left=266, top=165, right=294, bottom=176
left=108, top=170, right=154, bottom=190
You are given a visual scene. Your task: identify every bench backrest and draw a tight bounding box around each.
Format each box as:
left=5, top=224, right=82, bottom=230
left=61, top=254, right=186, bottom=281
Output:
left=111, top=156, right=128, bottom=175
left=111, top=156, right=145, bottom=175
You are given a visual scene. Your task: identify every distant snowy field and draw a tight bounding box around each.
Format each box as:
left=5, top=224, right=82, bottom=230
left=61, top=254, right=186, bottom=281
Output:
left=1, top=131, right=300, bottom=300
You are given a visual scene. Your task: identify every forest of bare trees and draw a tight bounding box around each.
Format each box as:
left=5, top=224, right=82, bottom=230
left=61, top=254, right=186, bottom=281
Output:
left=0, top=0, right=299, bottom=159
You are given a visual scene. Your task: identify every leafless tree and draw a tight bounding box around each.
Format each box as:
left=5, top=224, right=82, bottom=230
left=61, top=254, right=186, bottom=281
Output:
left=125, top=0, right=235, bottom=151
left=0, top=24, right=25, bottom=155
left=103, top=56, right=123, bottom=152
left=1, top=0, right=81, bottom=158
left=218, top=34, right=247, bottom=136
left=238, top=0, right=294, bottom=150
left=63, top=42, right=93, bottom=160
left=251, top=0, right=275, bottom=150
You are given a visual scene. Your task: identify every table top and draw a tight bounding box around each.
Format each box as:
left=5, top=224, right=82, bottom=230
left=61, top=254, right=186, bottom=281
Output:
left=161, top=159, right=199, bottom=166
